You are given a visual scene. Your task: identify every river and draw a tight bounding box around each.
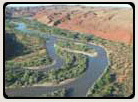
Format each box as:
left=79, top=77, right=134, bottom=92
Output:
left=5, top=23, right=109, bottom=97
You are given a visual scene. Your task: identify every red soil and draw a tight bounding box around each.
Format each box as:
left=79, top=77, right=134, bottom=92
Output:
left=33, top=6, right=133, bottom=44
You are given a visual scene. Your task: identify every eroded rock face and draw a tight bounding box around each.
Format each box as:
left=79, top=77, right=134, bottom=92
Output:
left=33, top=6, right=133, bottom=44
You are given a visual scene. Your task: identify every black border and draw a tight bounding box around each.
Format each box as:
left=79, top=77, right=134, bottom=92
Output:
left=3, top=2, right=135, bottom=99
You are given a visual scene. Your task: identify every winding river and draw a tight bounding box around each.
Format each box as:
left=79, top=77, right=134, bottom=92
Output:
left=5, top=23, right=109, bottom=97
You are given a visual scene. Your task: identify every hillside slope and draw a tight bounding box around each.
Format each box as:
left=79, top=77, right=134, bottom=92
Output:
left=33, top=6, right=133, bottom=44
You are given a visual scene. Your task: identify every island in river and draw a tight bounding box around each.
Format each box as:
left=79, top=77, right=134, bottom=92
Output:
left=5, top=4, right=133, bottom=97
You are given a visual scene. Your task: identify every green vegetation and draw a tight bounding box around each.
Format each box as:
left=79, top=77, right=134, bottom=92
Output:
left=5, top=18, right=133, bottom=97
left=87, top=68, right=112, bottom=97
left=37, top=48, right=87, bottom=84
left=5, top=20, right=18, bottom=31
left=87, top=67, right=127, bottom=97
left=39, top=89, right=66, bottom=97
left=49, top=47, right=87, bottom=83
left=5, top=19, right=87, bottom=88
left=5, top=20, right=52, bottom=87
left=23, top=18, right=133, bottom=97
left=6, top=49, right=52, bottom=68
left=87, top=42, right=133, bottom=97
left=56, top=40, right=96, bottom=54
left=5, top=42, right=87, bottom=87
left=13, top=18, right=93, bottom=42
left=5, top=31, right=52, bottom=68
left=6, top=18, right=104, bottom=44
left=5, top=67, right=47, bottom=87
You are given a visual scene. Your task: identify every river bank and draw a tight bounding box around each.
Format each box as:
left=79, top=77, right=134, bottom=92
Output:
left=5, top=22, right=109, bottom=97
